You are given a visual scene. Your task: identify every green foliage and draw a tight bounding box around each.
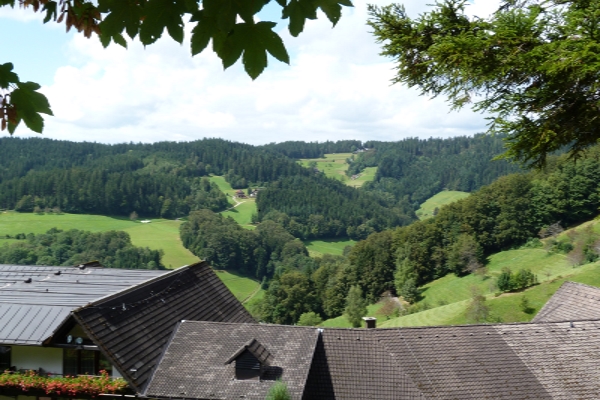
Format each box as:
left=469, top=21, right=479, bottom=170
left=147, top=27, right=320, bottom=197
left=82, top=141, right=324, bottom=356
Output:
left=297, top=311, right=323, bottom=326
left=0, top=228, right=163, bottom=269
left=181, top=210, right=313, bottom=282
left=519, top=296, right=534, bottom=314
left=497, top=268, right=537, bottom=292
left=264, top=380, right=291, bottom=400
left=369, top=0, right=600, bottom=167
left=345, top=285, right=367, bottom=328
left=261, top=270, right=318, bottom=325
left=465, top=287, right=489, bottom=323
left=417, top=191, right=469, bottom=220
left=399, top=278, right=420, bottom=304
left=4, top=0, right=352, bottom=95
left=0, top=63, right=52, bottom=133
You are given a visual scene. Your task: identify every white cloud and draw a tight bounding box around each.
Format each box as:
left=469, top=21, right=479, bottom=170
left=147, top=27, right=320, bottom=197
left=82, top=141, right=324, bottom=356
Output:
left=0, top=5, right=44, bottom=22
left=10, top=0, right=499, bottom=145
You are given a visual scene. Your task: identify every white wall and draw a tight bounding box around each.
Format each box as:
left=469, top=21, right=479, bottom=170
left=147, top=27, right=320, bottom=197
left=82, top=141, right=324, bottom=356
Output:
left=9, top=346, right=123, bottom=380
left=11, top=346, right=63, bottom=375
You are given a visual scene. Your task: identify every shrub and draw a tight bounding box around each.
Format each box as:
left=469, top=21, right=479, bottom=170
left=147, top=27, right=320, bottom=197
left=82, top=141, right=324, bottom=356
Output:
left=297, top=312, right=322, bottom=326
left=265, top=380, right=291, bottom=400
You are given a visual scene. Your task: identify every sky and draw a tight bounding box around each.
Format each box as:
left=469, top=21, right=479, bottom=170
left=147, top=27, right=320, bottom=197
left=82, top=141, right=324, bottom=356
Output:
left=1, top=0, right=501, bottom=145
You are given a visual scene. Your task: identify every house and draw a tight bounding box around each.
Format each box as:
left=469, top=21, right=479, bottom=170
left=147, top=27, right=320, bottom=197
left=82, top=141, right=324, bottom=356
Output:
left=532, top=281, right=600, bottom=322
left=4, top=268, right=600, bottom=400
left=0, top=261, right=254, bottom=399
left=144, top=281, right=600, bottom=400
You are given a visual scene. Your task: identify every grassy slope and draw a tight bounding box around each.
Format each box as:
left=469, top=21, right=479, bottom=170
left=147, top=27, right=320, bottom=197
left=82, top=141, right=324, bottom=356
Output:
left=304, top=238, right=356, bottom=257
left=318, top=219, right=600, bottom=329
left=0, top=211, right=198, bottom=268
left=0, top=210, right=264, bottom=304
left=298, top=153, right=376, bottom=188
left=208, top=176, right=257, bottom=229
left=416, top=190, right=470, bottom=220
left=320, top=302, right=385, bottom=328
left=215, top=270, right=262, bottom=304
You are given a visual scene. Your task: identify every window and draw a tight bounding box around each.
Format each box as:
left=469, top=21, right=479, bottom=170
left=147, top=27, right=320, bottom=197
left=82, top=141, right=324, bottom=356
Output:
left=63, top=350, right=112, bottom=376
left=235, top=351, right=261, bottom=380
left=0, top=346, right=10, bottom=371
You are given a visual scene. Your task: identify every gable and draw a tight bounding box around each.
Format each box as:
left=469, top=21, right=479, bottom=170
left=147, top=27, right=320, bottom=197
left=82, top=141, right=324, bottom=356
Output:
left=144, top=321, right=319, bottom=400
left=73, top=262, right=254, bottom=393
left=533, top=281, right=600, bottom=322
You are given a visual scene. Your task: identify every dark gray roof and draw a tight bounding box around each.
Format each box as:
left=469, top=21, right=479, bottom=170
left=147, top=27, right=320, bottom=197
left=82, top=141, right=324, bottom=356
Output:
left=225, top=338, right=274, bottom=366
left=532, top=281, right=600, bottom=322
left=74, top=261, right=255, bottom=394
left=304, top=329, right=425, bottom=400
left=0, top=263, right=165, bottom=345
left=307, top=320, right=600, bottom=399
left=144, top=321, right=319, bottom=400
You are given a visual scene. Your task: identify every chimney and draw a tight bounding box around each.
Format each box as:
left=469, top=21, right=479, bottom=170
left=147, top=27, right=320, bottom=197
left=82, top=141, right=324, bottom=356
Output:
left=362, top=317, right=376, bottom=329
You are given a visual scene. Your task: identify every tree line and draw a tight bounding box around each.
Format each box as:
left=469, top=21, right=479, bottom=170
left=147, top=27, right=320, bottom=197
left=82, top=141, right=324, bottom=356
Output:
left=351, top=134, right=523, bottom=208
left=254, top=147, right=600, bottom=325
left=180, top=210, right=314, bottom=281
left=0, top=229, right=164, bottom=269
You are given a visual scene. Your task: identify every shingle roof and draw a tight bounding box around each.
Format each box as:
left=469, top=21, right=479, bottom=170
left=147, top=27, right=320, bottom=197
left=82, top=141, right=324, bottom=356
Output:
left=304, top=329, right=426, bottom=400
left=532, top=281, right=600, bottom=322
left=74, top=261, right=255, bottom=394
left=144, top=321, right=319, bottom=400
left=0, top=263, right=164, bottom=345
left=225, top=338, right=274, bottom=366
left=307, top=320, right=600, bottom=400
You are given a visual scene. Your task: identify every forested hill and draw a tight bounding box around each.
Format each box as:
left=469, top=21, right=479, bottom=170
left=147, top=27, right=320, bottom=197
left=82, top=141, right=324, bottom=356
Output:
left=0, top=135, right=517, bottom=239
left=257, top=147, right=600, bottom=325
left=355, top=135, right=523, bottom=207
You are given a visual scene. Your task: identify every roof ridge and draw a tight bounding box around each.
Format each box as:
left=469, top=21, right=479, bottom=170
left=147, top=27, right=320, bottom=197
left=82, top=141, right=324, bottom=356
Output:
left=560, top=280, right=600, bottom=292
left=74, top=263, right=196, bottom=310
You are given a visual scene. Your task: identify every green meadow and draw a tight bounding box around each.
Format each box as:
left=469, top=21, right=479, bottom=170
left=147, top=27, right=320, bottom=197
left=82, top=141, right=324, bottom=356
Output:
left=304, top=238, right=356, bottom=257
left=214, top=269, right=263, bottom=304
left=320, top=302, right=385, bottom=328
left=416, top=190, right=470, bottom=220
left=298, top=153, right=376, bottom=188
left=323, top=220, right=600, bottom=329
left=0, top=211, right=198, bottom=268
left=208, top=176, right=257, bottom=229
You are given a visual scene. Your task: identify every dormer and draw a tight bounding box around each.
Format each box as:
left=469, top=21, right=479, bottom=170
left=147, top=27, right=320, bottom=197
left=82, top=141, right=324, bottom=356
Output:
left=225, top=338, right=274, bottom=380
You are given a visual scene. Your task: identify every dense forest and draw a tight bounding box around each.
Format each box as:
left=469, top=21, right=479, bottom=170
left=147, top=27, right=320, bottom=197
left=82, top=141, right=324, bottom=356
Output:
left=352, top=135, right=523, bottom=207
left=256, top=148, right=600, bottom=324
left=0, top=229, right=163, bottom=269
left=180, top=209, right=314, bottom=281
left=0, top=135, right=521, bottom=240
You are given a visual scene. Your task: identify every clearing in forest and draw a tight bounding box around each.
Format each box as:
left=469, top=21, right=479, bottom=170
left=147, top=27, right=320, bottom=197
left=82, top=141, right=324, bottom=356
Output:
left=298, top=153, right=376, bottom=188
left=416, top=190, right=470, bottom=220
left=303, top=238, right=356, bottom=257
left=208, top=176, right=257, bottom=229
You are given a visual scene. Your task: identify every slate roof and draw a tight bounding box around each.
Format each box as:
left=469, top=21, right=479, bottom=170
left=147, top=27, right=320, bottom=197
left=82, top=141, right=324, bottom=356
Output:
left=532, top=281, right=600, bottom=322
left=306, top=320, right=600, bottom=400
left=74, top=261, right=255, bottom=394
left=145, top=318, right=600, bottom=400
left=144, top=321, right=319, bottom=400
left=226, top=338, right=274, bottom=366
left=0, top=263, right=164, bottom=345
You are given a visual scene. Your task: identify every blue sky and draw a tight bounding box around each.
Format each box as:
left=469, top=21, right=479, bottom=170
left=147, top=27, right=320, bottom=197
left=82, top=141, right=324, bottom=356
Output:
left=1, top=1, right=501, bottom=145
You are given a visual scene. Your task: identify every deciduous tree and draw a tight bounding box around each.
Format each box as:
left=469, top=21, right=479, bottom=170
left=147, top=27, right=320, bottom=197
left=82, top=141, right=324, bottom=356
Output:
left=1, top=0, right=353, bottom=133
left=345, top=285, right=367, bottom=328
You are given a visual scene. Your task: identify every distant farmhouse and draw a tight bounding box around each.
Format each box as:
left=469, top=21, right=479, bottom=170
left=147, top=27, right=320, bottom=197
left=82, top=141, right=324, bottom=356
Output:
left=1, top=261, right=600, bottom=400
